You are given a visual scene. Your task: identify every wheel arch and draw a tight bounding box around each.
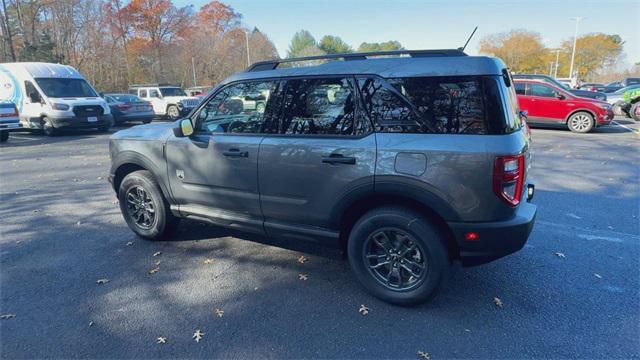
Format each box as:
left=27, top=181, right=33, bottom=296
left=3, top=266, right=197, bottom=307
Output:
left=334, top=184, right=461, bottom=260
left=111, top=151, right=173, bottom=203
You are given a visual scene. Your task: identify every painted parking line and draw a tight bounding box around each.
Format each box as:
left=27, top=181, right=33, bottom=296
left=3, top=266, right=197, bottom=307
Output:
left=535, top=220, right=640, bottom=244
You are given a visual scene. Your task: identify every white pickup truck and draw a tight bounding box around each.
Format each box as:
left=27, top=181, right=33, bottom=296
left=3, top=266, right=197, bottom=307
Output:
left=128, top=85, right=201, bottom=120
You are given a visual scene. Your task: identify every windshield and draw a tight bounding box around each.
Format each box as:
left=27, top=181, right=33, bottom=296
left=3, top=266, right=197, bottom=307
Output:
left=109, top=94, right=142, bottom=102
left=159, top=87, right=187, bottom=97
left=35, top=78, right=98, bottom=98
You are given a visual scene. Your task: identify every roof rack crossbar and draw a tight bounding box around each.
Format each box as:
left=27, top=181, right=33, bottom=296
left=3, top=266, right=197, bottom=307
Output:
left=247, top=49, right=467, bottom=72
left=128, top=83, right=181, bottom=88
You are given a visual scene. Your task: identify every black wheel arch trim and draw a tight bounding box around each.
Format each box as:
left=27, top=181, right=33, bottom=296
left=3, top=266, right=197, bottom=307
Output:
left=110, top=151, right=175, bottom=205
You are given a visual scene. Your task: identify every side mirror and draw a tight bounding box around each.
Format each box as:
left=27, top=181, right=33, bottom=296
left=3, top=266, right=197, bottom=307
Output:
left=29, top=92, right=41, bottom=103
left=173, top=119, right=194, bottom=137
left=519, top=110, right=528, bottom=119
left=556, top=93, right=565, bottom=100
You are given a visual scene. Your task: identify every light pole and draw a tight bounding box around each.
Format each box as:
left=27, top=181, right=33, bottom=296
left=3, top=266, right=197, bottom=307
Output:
left=244, top=30, right=251, bottom=67
left=569, top=17, right=585, bottom=80
left=553, top=49, right=560, bottom=78
left=191, top=57, right=197, bottom=87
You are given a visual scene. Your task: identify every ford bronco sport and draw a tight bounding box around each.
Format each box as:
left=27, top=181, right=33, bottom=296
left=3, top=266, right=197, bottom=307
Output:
left=109, top=49, right=536, bottom=305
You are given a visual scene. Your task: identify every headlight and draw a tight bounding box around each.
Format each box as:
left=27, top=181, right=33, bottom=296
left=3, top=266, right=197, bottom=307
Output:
left=52, top=103, right=70, bottom=111
left=596, top=103, right=611, bottom=110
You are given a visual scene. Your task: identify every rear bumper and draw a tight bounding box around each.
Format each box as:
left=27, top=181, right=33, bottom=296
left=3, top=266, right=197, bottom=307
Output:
left=48, top=114, right=114, bottom=129
left=114, top=113, right=154, bottom=123
left=0, top=122, right=21, bottom=132
left=448, top=194, right=537, bottom=267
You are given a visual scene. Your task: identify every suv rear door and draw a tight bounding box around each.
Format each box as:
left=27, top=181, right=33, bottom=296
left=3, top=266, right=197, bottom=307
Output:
left=165, top=80, right=279, bottom=234
left=258, top=76, right=376, bottom=244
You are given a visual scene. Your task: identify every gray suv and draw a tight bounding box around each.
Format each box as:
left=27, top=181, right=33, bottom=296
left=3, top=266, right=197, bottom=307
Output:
left=109, top=50, right=536, bottom=305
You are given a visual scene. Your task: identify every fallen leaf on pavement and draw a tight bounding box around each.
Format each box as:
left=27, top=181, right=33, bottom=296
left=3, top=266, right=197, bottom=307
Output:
left=96, top=279, right=110, bottom=285
left=156, top=337, right=167, bottom=344
left=555, top=252, right=566, bottom=258
left=493, top=297, right=503, bottom=308
left=215, top=308, right=224, bottom=317
left=149, top=266, right=160, bottom=274
left=89, top=321, right=94, bottom=327
left=298, top=273, right=308, bottom=281
left=126, top=242, right=134, bottom=246
left=297, top=255, right=307, bottom=264
left=203, top=258, right=214, bottom=264
left=594, top=273, right=602, bottom=279
left=153, top=251, right=162, bottom=257
left=0, top=314, right=16, bottom=320
left=359, top=305, right=369, bottom=316
left=193, top=329, right=204, bottom=343
left=154, top=260, right=161, bottom=266
left=417, top=351, right=431, bottom=360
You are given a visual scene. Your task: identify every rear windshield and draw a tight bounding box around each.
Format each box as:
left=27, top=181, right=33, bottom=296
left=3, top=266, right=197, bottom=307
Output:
left=364, top=75, right=520, bottom=135
left=109, top=94, right=142, bottom=102
left=35, top=78, right=97, bottom=98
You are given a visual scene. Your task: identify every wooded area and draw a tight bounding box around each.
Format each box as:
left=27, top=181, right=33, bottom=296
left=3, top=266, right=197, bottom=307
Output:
left=0, top=0, right=278, bottom=91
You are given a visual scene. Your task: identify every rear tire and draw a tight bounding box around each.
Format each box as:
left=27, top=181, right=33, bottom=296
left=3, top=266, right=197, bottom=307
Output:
left=42, top=117, right=57, bottom=136
left=118, top=170, right=180, bottom=240
left=0, top=131, right=8, bottom=142
left=631, top=103, right=640, bottom=122
left=567, top=111, right=594, bottom=133
left=347, top=206, right=449, bottom=306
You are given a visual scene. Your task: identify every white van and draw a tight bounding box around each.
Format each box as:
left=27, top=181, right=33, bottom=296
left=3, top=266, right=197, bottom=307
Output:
left=0, top=62, right=113, bottom=135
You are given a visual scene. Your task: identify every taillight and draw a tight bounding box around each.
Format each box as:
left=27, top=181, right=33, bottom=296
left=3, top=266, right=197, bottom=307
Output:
left=0, top=105, right=18, bottom=117
left=116, top=104, right=132, bottom=111
left=493, top=154, right=525, bottom=206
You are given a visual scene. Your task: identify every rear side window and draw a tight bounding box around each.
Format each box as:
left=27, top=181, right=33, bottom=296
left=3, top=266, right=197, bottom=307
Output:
left=277, top=77, right=368, bottom=136
left=139, top=89, right=147, bottom=98
left=528, top=83, right=556, bottom=98
left=360, top=77, right=494, bottom=134
left=515, top=83, right=526, bottom=95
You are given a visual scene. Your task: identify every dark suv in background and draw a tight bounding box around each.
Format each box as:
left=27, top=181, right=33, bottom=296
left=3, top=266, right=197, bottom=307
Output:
left=109, top=50, right=536, bottom=305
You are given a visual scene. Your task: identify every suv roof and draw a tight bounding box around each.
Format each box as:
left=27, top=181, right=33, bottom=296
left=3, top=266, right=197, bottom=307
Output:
left=221, top=50, right=507, bottom=87
left=129, top=83, right=181, bottom=88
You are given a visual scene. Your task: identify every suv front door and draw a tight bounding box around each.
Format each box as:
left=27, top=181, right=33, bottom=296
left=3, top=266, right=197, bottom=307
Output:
left=525, top=83, right=568, bottom=124
left=165, top=80, right=279, bottom=234
left=258, top=77, right=376, bottom=244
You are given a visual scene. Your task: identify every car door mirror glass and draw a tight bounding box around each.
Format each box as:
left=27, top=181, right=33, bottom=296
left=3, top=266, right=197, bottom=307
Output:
left=173, top=119, right=194, bottom=137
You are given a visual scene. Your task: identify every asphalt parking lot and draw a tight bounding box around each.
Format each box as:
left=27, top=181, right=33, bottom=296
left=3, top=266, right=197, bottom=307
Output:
left=1, top=120, right=639, bottom=359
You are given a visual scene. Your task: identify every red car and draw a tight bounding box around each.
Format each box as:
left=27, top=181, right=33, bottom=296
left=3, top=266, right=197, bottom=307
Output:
left=514, top=79, right=614, bottom=133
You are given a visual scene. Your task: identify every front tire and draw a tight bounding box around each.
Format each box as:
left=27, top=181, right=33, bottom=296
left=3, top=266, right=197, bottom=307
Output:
left=347, top=206, right=449, bottom=306
left=631, top=103, right=640, bottom=122
left=567, top=111, right=594, bottom=133
left=118, top=170, right=180, bottom=240
left=42, top=117, right=57, bottom=136
left=166, top=105, right=180, bottom=120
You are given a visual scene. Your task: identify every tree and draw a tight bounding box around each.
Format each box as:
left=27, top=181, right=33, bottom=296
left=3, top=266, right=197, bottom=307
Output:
left=558, top=33, right=624, bottom=79
left=318, top=35, right=351, bottom=54
left=479, top=29, right=548, bottom=73
left=357, top=40, right=403, bottom=52
left=286, top=29, right=321, bottom=58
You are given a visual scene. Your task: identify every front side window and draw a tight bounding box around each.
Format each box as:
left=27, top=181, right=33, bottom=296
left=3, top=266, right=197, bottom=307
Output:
left=528, top=83, right=556, bottom=98
left=149, top=89, right=160, bottom=98
left=277, top=77, right=363, bottom=136
left=139, top=89, right=148, bottom=98
left=24, top=81, right=41, bottom=100
left=34, top=78, right=97, bottom=98
left=196, top=81, right=277, bottom=134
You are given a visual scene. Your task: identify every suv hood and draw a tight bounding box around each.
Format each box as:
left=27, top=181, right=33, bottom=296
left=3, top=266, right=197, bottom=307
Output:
left=110, top=122, right=174, bottom=141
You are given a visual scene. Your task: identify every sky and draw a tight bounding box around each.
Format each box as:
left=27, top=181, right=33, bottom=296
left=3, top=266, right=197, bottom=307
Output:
left=174, top=0, right=640, bottom=69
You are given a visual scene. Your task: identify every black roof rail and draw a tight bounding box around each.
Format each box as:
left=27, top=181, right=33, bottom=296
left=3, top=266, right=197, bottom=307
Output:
left=247, top=49, right=467, bottom=72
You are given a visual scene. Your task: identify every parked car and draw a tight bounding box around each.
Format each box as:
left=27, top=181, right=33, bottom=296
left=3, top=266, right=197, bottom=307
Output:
left=128, top=84, right=200, bottom=120
left=0, top=100, right=20, bottom=142
left=513, top=74, right=606, bottom=101
left=604, top=78, right=640, bottom=93
left=514, top=79, right=613, bottom=133
left=109, top=49, right=536, bottom=306
left=0, top=62, right=113, bottom=136
left=103, top=94, right=154, bottom=125
left=579, top=83, right=605, bottom=92
left=606, top=84, right=640, bottom=116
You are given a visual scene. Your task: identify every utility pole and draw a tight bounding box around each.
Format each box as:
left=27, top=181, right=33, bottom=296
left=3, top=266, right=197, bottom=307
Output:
left=191, top=57, right=197, bottom=87
left=245, top=30, right=251, bottom=67
left=553, top=49, right=560, bottom=78
left=569, top=17, right=585, bottom=80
